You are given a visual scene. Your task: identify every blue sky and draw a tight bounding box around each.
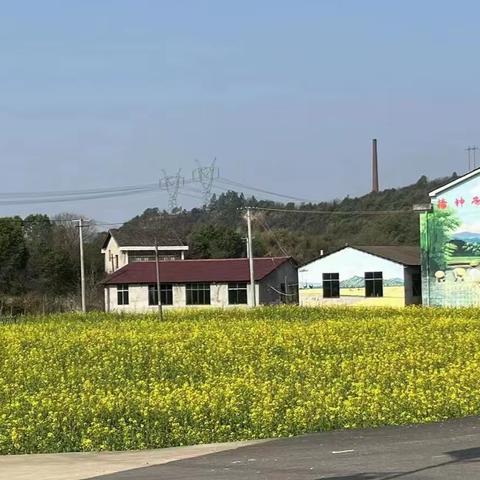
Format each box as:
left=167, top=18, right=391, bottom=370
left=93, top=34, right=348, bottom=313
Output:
left=1, top=0, right=480, bottom=222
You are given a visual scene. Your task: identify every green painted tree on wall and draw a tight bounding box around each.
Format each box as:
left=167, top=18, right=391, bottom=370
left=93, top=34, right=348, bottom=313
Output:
left=421, top=207, right=461, bottom=273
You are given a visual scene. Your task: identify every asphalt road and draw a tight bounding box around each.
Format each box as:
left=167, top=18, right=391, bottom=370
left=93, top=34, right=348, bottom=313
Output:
left=88, top=417, right=480, bottom=480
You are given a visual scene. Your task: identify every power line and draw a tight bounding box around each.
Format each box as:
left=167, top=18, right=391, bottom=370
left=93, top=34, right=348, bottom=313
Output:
left=0, top=170, right=208, bottom=207
left=255, top=215, right=292, bottom=258
left=0, top=188, right=159, bottom=206
left=0, top=183, right=158, bottom=198
left=178, top=190, right=204, bottom=200
left=247, top=206, right=414, bottom=215
left=217, top=177, right=313, bottom=203
left=0, top=165, right=405, bottom=215
left=0, top=181, right=202, bottom=206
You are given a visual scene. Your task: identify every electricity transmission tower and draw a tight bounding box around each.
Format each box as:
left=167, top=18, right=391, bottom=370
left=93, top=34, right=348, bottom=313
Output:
left=192, top=158, right=219, bottom=205
left=159, top=169, right=184, bottom=212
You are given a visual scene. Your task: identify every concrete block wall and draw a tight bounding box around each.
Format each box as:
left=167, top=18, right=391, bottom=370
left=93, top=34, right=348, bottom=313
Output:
left=105, top=283, right=261, bottom=312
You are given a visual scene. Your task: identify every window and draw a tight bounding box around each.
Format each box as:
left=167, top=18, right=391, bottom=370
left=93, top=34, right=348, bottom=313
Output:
left=365, top=272, right=383, bottom=297
left=129, top=252, right=179, bottom=263
left=323, top=273, right=340, bottom=298
left=148, top=284, right=173, bottom=306
left=228, top=283, right=248, bottom=305
left=117, top=284, right=129, bottom=305
left=186, top=283, right=211, bottom=305
left=115, top=255, right=119, bottom=269
left=129, top=252, right=155, bottom=263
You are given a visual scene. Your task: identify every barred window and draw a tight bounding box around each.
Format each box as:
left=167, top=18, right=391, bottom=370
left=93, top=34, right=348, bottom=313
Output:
left=228, top=283, right=248, bottom=305
left=148, top=284, right=173, bottom=305
left=117, top=284, right=129, bottom=305
left=365, top=272, right=383, bottom=297
left=186, top=283, right=211, bottom=305
left=322, top=273, right=339, bottom=298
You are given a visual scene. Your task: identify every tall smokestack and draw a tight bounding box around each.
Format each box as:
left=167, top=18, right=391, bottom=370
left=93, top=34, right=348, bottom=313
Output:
left=372, top=138, right=379, bottom=193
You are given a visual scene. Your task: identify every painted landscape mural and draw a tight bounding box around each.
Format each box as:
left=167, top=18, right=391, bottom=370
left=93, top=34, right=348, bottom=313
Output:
left=298, top=247, right=407, bottom=307
left=421, top=172, right=480, bottom=306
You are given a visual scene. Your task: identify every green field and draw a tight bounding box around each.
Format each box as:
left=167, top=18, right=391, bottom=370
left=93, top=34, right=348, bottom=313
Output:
left=449, top=256, right=480, bottom=265
left=1, top=307, right=480, bottom=454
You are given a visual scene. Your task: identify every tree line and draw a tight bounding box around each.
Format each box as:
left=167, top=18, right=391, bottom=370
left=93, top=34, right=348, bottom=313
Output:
left=0, top=173, right=454, bottom=313
left=124, top=173, right=456, bottom=264
left=0, top=214, right=104, bottom=314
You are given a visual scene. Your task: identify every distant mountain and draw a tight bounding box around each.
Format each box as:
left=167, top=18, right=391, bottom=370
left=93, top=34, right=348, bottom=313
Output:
left=339, top=276, right=404, bottom=288
left=340, top=276, right=364, bottom=288
left=453, top=232, right=480, bottom=242
left=384, top=277, right=404, bottom=287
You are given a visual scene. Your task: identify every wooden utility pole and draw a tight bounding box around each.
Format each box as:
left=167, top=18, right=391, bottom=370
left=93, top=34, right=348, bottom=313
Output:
left=246, top=207, right=256, bottom=307
left=154, top=238, right=163, bottom=321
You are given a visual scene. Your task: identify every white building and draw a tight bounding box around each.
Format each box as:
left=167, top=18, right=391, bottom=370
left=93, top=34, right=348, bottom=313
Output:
left=101, top=229, right=189, bottom=273
left=102, top=257, right=298, bottom=311
left=299, top=245, right=421, bottom=307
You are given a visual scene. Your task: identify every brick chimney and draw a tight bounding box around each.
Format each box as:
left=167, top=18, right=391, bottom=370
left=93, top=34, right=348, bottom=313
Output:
left=372, top=138, right=379, bottom=192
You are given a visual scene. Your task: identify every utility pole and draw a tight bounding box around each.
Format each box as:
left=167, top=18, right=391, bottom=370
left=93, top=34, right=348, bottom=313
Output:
left=78, top=218, right=86, bottom=313
left=246, top=207, right=256, bottom=307
left=154, top=238, right=163, bottom=321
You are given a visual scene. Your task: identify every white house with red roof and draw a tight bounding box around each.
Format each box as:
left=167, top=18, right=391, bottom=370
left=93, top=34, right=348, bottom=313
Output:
left=102, top=257, right=298, bottom=311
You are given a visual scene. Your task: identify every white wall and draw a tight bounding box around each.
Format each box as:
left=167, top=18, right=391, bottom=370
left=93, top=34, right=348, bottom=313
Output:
left=103, top=237, right=128, bottom=274
left=105, top=283, right=261, bottom=312
left=102, top=236, right=189, bottom=273
left=298, top=247, right=407, bottom=306
left=299, top=248, right=404, bottom=287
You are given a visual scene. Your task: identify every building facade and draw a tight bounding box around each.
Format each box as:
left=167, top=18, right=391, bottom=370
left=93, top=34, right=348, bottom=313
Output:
left=102, top=257, right=298, bottom=311
left=299, top=246, right=421, bottom=307
left=421, top=169, right=480, bottom=306
left=101, top=229, right=188, bottom=274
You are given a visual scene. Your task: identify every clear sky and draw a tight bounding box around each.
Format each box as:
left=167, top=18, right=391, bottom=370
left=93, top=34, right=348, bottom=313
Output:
left=1, top=0, right=479, bottom=223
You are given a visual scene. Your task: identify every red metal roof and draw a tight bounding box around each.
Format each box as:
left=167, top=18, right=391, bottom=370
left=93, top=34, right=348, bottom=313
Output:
left=102, top=257, right=293, bottom=285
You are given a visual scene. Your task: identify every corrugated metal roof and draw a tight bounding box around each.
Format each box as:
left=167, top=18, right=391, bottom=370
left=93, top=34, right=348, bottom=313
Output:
left=102, top=257, right=293, bottom=285
left=353, top=245, right=420, bottom=266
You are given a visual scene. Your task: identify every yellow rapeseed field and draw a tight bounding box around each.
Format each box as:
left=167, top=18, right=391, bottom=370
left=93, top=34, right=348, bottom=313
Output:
left=1, top=306, right=480, bottom=454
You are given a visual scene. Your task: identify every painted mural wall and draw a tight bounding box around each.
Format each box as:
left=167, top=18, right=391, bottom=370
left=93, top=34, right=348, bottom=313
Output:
left=421, top=172, right=480, bottom=306
left=299, top=247, right=406, bottom=307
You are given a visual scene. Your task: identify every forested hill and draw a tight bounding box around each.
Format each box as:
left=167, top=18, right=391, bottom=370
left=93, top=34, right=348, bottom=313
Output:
left=122, top=173, right=457, bottom=265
